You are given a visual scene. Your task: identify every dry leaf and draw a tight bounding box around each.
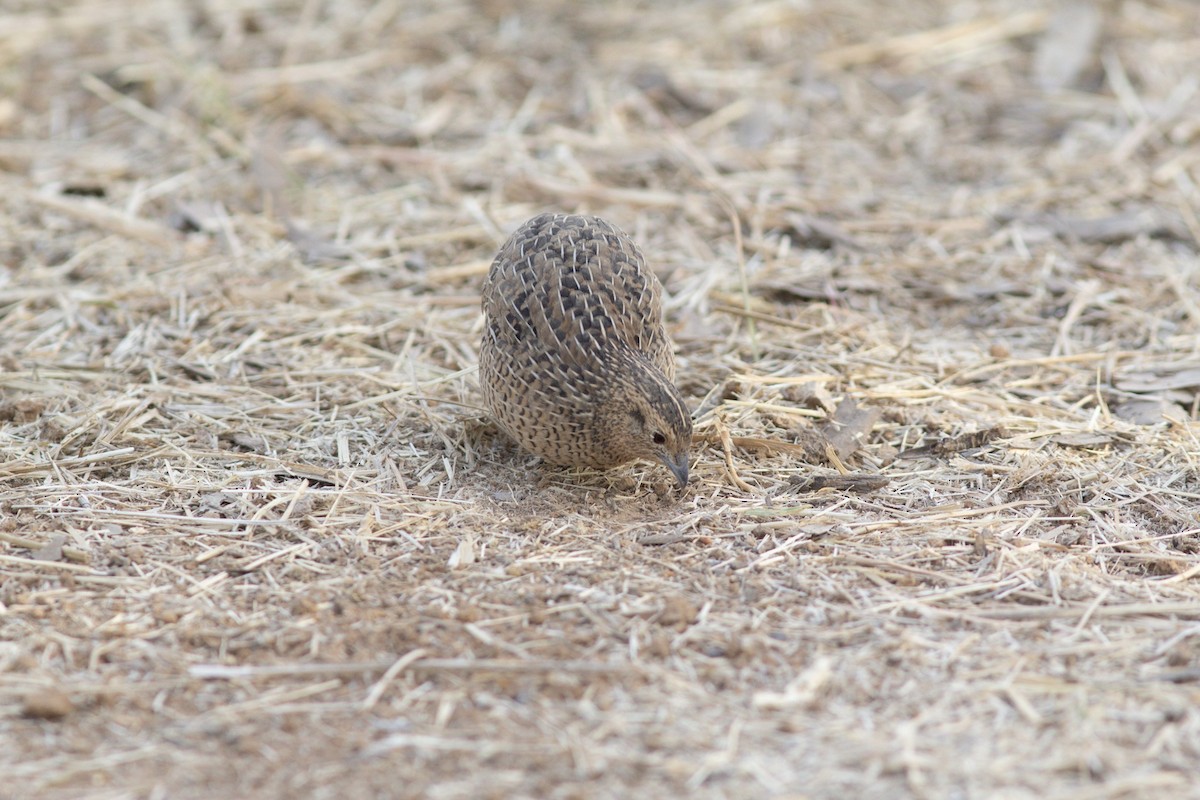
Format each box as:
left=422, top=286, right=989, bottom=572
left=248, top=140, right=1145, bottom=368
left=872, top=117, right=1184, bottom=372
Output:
left=901, top=426, right=1008, bottom=459
left=791, top=474, right=890, bottom=493
left=1114, top=399, right=1189, bottom=426
left=819, top=398, right=880, bottom=461
left=1033, top=1, right=1102, bottom=91
left=1051, top=432, right=1119, bottom=448
left=32, top=534, right=66, bottom=562
left=1011, top=207, right=1193, bottom=244
left=1114, top=367, right=1200, bottom=393
left=448, top=538, right=475, bottom=570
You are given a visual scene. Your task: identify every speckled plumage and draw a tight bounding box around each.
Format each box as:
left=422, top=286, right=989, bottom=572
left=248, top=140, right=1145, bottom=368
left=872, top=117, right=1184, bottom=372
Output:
left=480, top=213, right=692, bottom=486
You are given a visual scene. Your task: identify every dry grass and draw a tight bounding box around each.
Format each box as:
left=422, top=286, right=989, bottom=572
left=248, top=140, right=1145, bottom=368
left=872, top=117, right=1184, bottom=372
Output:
left=3, top=0, right=1200, bottom=797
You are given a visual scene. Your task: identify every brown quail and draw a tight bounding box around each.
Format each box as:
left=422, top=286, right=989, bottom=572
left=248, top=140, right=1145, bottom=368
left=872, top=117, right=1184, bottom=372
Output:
left=480, top=213, right=693, bottom=486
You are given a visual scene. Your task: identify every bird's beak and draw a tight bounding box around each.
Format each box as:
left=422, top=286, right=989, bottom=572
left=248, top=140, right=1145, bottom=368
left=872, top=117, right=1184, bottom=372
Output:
left=660, top=451, right=689, bottom=488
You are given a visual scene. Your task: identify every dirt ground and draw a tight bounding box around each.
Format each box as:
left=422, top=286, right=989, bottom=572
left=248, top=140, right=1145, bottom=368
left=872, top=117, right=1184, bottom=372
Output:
left=3, top=0, right=1200, bottom=797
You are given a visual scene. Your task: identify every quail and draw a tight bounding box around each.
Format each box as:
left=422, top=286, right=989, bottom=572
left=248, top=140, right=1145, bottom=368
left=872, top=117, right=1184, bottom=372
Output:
left=480, top=213, right=692, bottom=486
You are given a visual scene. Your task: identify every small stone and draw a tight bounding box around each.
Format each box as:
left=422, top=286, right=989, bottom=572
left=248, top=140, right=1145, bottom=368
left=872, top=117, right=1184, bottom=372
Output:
left=23, top=687, right=74, bottom=720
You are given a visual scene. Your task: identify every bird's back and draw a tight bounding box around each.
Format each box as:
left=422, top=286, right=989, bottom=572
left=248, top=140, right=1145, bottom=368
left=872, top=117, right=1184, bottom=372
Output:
left=481, top=213, right=674, bottom=378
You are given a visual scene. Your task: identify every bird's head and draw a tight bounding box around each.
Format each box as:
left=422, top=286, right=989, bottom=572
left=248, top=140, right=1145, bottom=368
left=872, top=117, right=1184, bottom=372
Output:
left=597, top=360, right=693, bottom=487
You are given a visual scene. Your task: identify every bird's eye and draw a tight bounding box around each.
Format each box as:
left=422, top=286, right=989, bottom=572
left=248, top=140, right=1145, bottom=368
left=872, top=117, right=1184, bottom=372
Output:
left=652, top=431, right=666, bottom=445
